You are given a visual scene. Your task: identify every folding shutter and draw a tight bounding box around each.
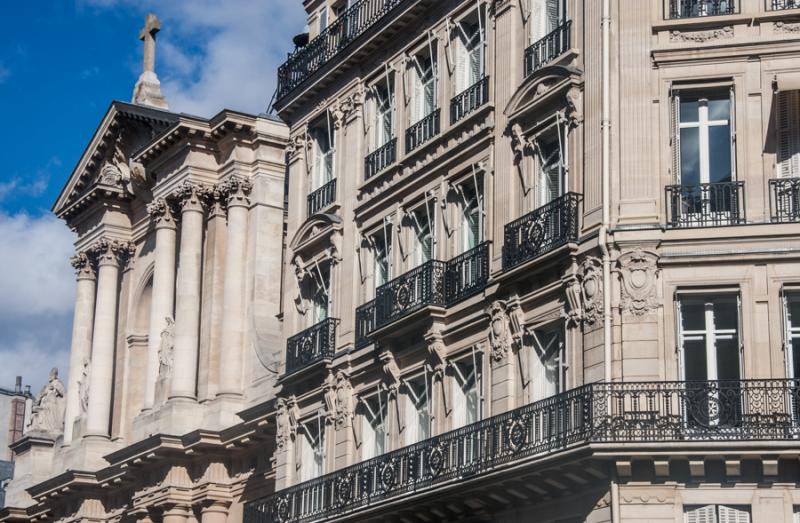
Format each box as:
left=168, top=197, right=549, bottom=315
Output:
left=531, top=0, right=546, bottom=42
left=777, top=90, right=800, bottom=178
left=546, top=0, right=560, bottom=33
left=672, top=90, right=682, bottom=183
left=454, top=31, right=467, bottom=93
left=717, top=505, right=750, bottom=523
left=729, top=87, right=737, bottom=182
left=413, top=66, right=424, bottom=123
left=685, top=505, right=716, bottom=523
left=319, top=8, right=328, bottom=33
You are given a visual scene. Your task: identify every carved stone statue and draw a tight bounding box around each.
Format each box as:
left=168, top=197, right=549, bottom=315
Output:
left=77, top=358, right=90, bottom=414
left=28, top=368, right=66, bottom=435
left=275, top=397, right=298, bottom=450
left=334, top=371, right=353, bottom=429
left=158, top=316, right=175, bottom=378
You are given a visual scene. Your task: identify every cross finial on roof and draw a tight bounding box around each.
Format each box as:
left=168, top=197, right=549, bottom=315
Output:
left=132, top=13, right=169, bottom=110
left=139, top=13, right=161, bottom=74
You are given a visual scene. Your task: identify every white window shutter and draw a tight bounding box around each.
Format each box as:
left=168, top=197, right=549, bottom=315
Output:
left=685, top=505, right=716, bottom=523
left=717, top=505, right=750, bottom=523
left=777, top=90, right=800, bottom=178
left=413, top=68, right=424, bottom=123
left=546, top=0, right=560, bottom=32
left=729, top=87, right=737, bottom=181
left=455, top=32, right=467, bottom=93
left=531, top=0, right=546, bottom=42
left=672, top=91, right=682, bottom=182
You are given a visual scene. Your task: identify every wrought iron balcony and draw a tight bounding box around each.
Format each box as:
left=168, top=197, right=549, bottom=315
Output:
left=276, top=0, right=405, bottom=100
left=502, top=192, right=581, bottom=272
left=307, top=178, right=337, bottom=216
left=665, top=181, right=745, bottom=228
left=450, top=76, right=490, bottom=124
left=355, top=300, right=376, bottom=349
left=770, top=178, right=800, bottom=223
left=375, top=259, right=446, bottom=329
left=405, top=109, right=441, bottom=153
left=524, top=20, right=572, bottom=78
left=444, top=241, right=490, bottom=306
left=772, top=0, right=799, bottom=9
left=364, top=138, right=397, bottom=180
left=668, top=0, right=737, bottom=18
left=284, top=318, right=339, bottom=376
left=245, top=379, right=800, bottom=523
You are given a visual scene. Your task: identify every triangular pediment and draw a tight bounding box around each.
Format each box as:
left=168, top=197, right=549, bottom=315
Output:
left=52, top=101, right=178, bottom=220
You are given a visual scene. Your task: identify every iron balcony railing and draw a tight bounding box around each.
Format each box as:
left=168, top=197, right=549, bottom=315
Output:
left=524, top=20, right=572, bottom=78
left=375, top=259, right=446, bottom=328
left=276, top=0, right=405, bottom=100
left=444, top=241, right=491, bottom=305
left=405, top=109, right=441, bottom=153
left=669, top=0, right=737, bottom=18
left=364, top=138, right=397, bottom=180
left=502, top=192, right=581, bottom=271
left=771, top=0, right=799, bottom=9
left=354, top=300, right=376, bottom=349
left=307, top=178, right=337, bottom=216
left=284, top=318, right=339, bottom=376
left=450, top=76, right=490, bottom=124
left=770, top=178, right=800, bottom=223
left=665, top=181, right=745, bottom=228
left=246, top=379, right=800, bottom=523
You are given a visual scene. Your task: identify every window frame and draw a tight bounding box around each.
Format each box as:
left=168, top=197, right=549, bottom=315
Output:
left=449, top=349, right=484, bottom=429
left=296, top=414, right=326, bottom=482
left=402, top=371, right=433, bottom=445
left=357, top=392, right=389, bottom=460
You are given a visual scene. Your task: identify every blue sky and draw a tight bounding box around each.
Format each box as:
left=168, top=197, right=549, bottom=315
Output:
left=0, top=0, right=306, bottom=391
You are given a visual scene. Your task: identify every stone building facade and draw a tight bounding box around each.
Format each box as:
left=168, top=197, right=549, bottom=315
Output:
left=0, top=14, right=289, bottom=523
left=245, top=0, right=800, bottom=522
left=0, top=378, right=32, bottom=508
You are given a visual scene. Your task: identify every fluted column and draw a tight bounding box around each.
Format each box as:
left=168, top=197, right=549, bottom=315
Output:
left=143, top=198, right=178, bottom=410
left=63, top=252, right=97, bottom=444
left=217, top=177, right=252, bottom=397
left=170, top=182, right=206, bottom=401
left=86, top=239, right=133, bottom=437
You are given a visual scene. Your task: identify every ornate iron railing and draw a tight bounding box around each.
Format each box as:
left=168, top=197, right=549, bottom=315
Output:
left=364, top=138, right=397, bottom=180
left=245, top=379, right=800, bottom=523
left=445, top=242, right=491, bottom=306
left=354, top=300, right=376, bottom=349
left=284, top=318, right=339, bottom=376
left=770, top=178, right=800, bottom=223
left=405, top=109, right=441, bottom=153
left=307, top=179, right=337, bottom=216
left=276, top=0, right=405, bottom=100
left=772, top=0, right=799, bottom=9
left=665, top=182, right=745, bottom=228
left=502, top=192, right=581, bottom=271
left=450, top=76, right=490, bottom=124
left=668, top=0, right=737, bottom=18
left=524, top=21, right=572, bottom=78
left=375, top=260, right=446, bottom=329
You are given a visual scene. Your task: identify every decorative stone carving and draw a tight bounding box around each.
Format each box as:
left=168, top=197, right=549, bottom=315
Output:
left=286, top=134, right=308, bottom=160
left=291, top=254, right=309, bottom=315
left=332, top=89, right=365, bottom=131
left=564, top=257, right=604, bottom=327
left=78, top=358, right=90, bottom=414
left=775, top=21, right=800, bottom=34
left=334, top=371, right=354, bottom=429
left=218, top=176, right=253, bottom=207
left=379, top=350, right=401, bottom=392
left=487, top=301, right=516, bottom=363
left=509, top=123, right=535, bottom=164
left=90, top=238, right=136, bottom=268
left=28, top=368, right=66, bottom=435
left=70, top=251, right=96, bottom=280
left=617, top=249, right=659, bottom=318
left=158, top=317, right=175, bottom=378
left=146, top=197, right=177, bottom=227
left=424, top=327, right=447, bottom=376
left=171, top=181, right=208, bottom=212
left=566, top=86, right=583, bottom=128
left=275, top=397, right=298, bottom=450
left=670, top=26, right=733, bottom=43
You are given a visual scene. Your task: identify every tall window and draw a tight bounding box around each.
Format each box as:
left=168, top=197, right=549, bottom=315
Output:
left=536, top=132, right=565, bottom=207
left=298, top=417, right=325, bottom=482
left=529, top=0, right=562, bottom=42
left=777, top=89, right=800, bottom=178
left=685, top=505, right=750, bottom=523
left=403, top=373, right=432, bottom=444
left=454, top=13, right=485, bottom=94
left=529, top=326, right=565, bottom=402
left=370, top=79, right=394, bottom=151
left=411, top=51, right=437, bottom=124
left=312, top=118, right=335, bottom=189
left=310, top=262, right=330, bottom=324
left=459, top=175, right=484, bottom=253
left=674, top=89, right=735, bottom=187
left=358, top=394, right=388, bottom=460
left=371, top=227, right=393, bottom=293
left=410, top=201, right=435, bottom=267
left=318, top=6, right=329, bottom=35
left=784, top=292, right=800, bottom=380
left=678, top=295, right=741, bottom=383
left=451, top=353, right=483, bottom=429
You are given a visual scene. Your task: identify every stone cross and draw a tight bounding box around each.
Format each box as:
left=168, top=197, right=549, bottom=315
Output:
left=139, top=13, right=161, bottom=74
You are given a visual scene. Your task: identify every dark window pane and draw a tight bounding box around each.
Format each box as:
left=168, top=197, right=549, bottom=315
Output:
left=682, top=301, right=706, bottom=331
left=788, top=297, right=800, bottom=327
left=714, top=300, right=738, bottom=331
left=716, top=337, right=740, bottom=380
left=708, top=124, right=732, bottom=183
left=684, top=338, right=708, bottom=381
left=791, top=338, right=800, bottom=379
left=680, top=127, right=700, bottom=185
left=680, top=99, right=699, bottom=122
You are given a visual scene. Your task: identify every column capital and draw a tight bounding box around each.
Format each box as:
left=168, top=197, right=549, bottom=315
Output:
left=89, top=238, right=136, bottom=268
left=206, top=186, right=227, bottom=219
left=70, top=251, right=97, bottom=281
left=171, top=181, right=209, bottom=214
left=147, top=197, right=178, bottom=229
left=217, top=176, right=253, bottom=209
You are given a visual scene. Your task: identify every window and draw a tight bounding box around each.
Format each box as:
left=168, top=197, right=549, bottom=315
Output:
left=451, top=352, right=483, bottom=429
left=529, top=325, right=566, bottom=402
left=458, top=174, right=485, bottom=253
left=529, top=0, right=562, bottom=42
left=410, top=50, right=437, bottom=124
left=784, top=292, right=800, bottom=380
left=312, top=118, right=335, bottom=190
left=777, top=89, right=800, bottom=179
left=454, top=13, right=485, bottom=93
left=370, top=225, right=393, bottom=293
left=685, top=505, right=750, bottom=523
left=409, top=200, right=435, bottom=267
left=318, top=6, right=329, bottom=34
left=673, top=89, right=735, bottom=187
left=358, top=394, right=388, bottom=460
left=310, top=262, right=330, bottom=324
left=403, top=373, right=432, bottom=444
left=536, top=132, right=565, bottom=207
left=298, top=416, right=325, bottom=482
left=370, top=78, right=394, bottom=151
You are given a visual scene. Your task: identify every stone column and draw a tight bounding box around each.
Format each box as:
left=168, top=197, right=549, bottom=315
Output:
left=161, top=504, right=192, bottom=523
left=143, top=198, right=178, bottom=410
left=86, top=239, right=132, bottom=438
left=170, top=182, right=206, bottom=401
left=217, top=177, right=252, bottom=397
left=63, top=252, right=97, bottom=444
left=199, top=501, right=229, bottom=523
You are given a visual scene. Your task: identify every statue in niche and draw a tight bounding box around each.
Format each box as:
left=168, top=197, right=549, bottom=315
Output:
left=28, top=368, right=66, bottom=435
left=155, top=316, right=175, bottom=404
left=77, top=358, right=90, bottom=414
